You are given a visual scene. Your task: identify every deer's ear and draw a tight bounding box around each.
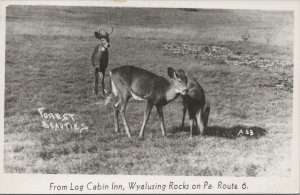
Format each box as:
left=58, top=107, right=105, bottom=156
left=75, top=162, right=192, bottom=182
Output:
left=177, top=69, right=187, bottom=83
left=168, top=67, right=176, bottom=78
left=94, top=32, right=100, bottom=39
left=178, top=69, right=185, bottom=76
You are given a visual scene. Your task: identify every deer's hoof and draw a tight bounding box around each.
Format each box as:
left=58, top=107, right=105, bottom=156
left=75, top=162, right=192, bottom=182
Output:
left=95, top=100, right=105, bottom=106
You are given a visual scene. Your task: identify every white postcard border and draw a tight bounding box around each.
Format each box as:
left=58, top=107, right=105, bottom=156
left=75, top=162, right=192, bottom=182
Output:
left=0, top=0, right=299, bottom=194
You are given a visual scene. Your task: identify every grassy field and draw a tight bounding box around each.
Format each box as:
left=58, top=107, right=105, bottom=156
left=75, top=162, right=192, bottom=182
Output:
left=4, top=5, right=294, bottom=176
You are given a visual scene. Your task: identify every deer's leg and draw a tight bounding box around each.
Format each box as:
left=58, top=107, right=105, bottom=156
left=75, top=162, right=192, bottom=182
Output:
left=188, top=109, right=195, bottom=138
left=181, top=106, right=187, bottom=130
left=139, top=101, right=153, bottom=139
left=100, top=70, right=107, bottom=96
left=156, top=105, right=166, bottom=137
left=113, top=97, right=121, bottom=133
left=93, top=68, right=99, bottom=95
left=189, top=119, right=195, bottom=138
left=120, top=95, right=131, bottom=138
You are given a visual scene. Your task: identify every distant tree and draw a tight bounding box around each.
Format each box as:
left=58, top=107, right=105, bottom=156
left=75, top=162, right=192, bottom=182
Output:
left=241, top=29, right=251, bottom=42
left=265, top=35, right=271, bottom=45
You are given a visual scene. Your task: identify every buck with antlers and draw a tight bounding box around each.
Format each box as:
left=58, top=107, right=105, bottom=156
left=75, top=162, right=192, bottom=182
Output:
left=92, top=26, right=113, bottom=96
left=181, top=75, right=210, bottom=138
left=105, top=65, right=189, bottom=139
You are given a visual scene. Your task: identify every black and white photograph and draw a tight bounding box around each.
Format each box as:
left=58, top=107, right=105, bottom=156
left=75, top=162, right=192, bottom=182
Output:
left=0, top=0, right=299, bottom=194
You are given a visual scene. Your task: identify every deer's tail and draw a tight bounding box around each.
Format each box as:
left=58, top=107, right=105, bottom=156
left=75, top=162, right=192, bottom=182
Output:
left=202, top=103, right=210, bottom=128
left=196, top=103, right=210, bottom=135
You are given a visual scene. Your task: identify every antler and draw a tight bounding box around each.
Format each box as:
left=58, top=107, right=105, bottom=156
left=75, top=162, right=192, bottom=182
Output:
left=98, top=26, right=105, bottom=35
left=108, top=26, right=114, bottom=35
left=98, top=25, right=113, bottom=35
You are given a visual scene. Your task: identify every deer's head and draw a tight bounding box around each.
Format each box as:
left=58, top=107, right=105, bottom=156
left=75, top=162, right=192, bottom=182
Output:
left=94, top=26, right=114, bottom=50
left=168, top=67, right=188, bottom=95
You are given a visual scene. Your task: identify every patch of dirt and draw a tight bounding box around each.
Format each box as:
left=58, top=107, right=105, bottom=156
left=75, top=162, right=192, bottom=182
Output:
left=163, top=43, right=232, bottom=58
left=163, top=43, right=293, bottom=92
left=259, top=77, right=293, bottom=92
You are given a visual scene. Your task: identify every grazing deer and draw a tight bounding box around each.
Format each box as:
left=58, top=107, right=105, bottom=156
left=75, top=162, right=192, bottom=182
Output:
left=181, top=75, right=210, bottom=138
left=105, top=65, right=189, bottom=139
left=92, top=26, right=113, bottom=96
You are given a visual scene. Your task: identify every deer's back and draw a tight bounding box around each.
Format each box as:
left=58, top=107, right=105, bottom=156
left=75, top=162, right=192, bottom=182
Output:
left=111, top=66, right=170, bottom=101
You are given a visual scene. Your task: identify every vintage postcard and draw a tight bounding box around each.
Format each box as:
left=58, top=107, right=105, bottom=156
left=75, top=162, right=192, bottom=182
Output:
left=0, top=0, right=299, bottom=194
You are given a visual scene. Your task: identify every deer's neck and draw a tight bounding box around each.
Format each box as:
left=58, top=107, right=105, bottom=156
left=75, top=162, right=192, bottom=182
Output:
left=165, top=82, right=179, bottom=102
left=98, top=44, right=108, bottom=53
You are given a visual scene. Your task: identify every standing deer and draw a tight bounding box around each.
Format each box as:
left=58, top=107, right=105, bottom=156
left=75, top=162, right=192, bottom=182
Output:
left=105, top=65, right=189, bottom=139
left=92, top=26, right=113, bottom=96
left=181, top=75, right=210, bottom=138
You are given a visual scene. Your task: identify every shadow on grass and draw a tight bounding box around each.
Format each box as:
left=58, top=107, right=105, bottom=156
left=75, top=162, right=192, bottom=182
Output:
left=172, top=125, right=267, bottom=139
